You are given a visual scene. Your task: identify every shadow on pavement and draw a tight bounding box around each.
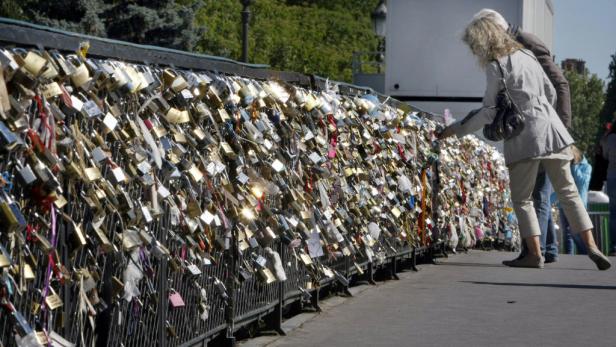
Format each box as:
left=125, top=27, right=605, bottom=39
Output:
left=462, top=281, right=616, bottom=290
left=440, top=261, right=590, bottom=271
left=437, top=261, right=506, bottom=269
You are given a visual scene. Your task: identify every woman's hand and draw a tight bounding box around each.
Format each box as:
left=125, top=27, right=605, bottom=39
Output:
left=437, top=126, right=456, bottom=140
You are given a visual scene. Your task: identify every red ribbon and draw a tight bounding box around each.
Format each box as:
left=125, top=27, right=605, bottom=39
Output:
left=27, top=130, right=45, bottom=154
left=305, top=174, right=313, bottom=193
left=33, top=95, right=55, bottom=152
left=373, top=141, right=382, bottom=154
left=397, top=144, right=407, bottom=162
left=256, top=195, right=265, bottom=212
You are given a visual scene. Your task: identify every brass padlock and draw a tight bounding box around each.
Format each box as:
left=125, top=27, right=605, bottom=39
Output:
left=21, top=51, right=47, bottom=76
left=0, top=191, right=27, bottom=233
left=45, top=288, right=63, bottom=311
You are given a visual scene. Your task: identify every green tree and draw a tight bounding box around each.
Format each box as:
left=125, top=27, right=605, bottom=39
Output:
left=0, top=0, right=205, bottom=51
left=565, top=68, right=605, bottom=157
left=2, top=0, right=380, bottom=81
left=195, top=0, right=380, bottom=81
left=2, top=0, right=101, bottom=36
left=0, top=0, right=28, bottom=20
left=106, top=0, right=204, bottom=51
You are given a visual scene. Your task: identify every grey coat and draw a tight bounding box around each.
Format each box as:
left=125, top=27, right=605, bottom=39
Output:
left=513, top=28, right=572, bottom=127
left=451, top=49, right=574, bottom=165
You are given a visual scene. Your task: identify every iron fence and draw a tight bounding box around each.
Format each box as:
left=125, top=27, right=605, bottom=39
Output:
left=0, top=17, right=447, bottom=347
left=589, top=212, right=612, bottom=256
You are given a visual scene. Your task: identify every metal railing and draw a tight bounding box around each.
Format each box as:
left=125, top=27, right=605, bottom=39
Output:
left=0, top=18, right=467, bottom=347
left=588, top=212, right=612, bottom=255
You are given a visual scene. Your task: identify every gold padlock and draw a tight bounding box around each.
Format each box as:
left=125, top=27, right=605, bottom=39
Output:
left=188, top=164, right=204, bottom=183
left=70, top=63, right=91, bottom=88
left=83, top=166, right=102, bottom=183
left=0, top=249, right=10, bottom=268
left=0, top=200, right=19, bottom=232
left=23, top=263, right=35, bottom=281
left=45, top=288, right=63, bottom=311
left=35, top=331, right=50, bottom=345
left=93, top=224, right=114, bottom=253
left=220, top=141, right=236, bottom=159
left=22, top=52, right=47, bottom=76
left=257, top=267, right=276, bottom=284
left=165, top=107, right=190, bottom=124
left=41, top=82, right=63, bottom=99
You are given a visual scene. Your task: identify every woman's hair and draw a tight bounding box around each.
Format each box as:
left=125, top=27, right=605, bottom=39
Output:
left=571, top=145, right=582, bottom=164
left=462, top=10, right=523, bottom=67
left=473, top=9, right=508, bottom=30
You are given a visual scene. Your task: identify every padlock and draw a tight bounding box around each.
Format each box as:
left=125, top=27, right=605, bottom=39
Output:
left=12, top=49, right=47, bottom=76
left=66, top=55, right=91, bottom=88
left=27, top=151, right=60, bottom=192
left=0, top=190, right=27, bottom=233
left=0, top=120, right=20, bottom=152
left=49, top=50, right=76, bottom=76
left=169, top=289, right=185, bottom=309
left=0, top=244, right=11, bottom=267
left=15, top=161, right=37, bottom=187
left=213, top=277, right=229, bottom=301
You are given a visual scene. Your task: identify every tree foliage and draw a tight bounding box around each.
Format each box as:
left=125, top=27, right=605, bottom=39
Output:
left=178, top=0, right=380, bottom=81
left=106, top=0, right=204, bottom=51
left=1, top=0, right=379, bottom=81
left=0, top=0, right=205, bottom=51
left=598, top=52, right=616, bottom=131
left=564, top=69, right=605, bottom=157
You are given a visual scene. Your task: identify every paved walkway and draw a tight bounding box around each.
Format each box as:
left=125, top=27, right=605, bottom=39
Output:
left=241, top=251, right=616, bottom=347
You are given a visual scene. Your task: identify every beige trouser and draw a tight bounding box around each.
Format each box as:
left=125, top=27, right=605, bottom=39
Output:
left=508, top=156, right=593, bottom=238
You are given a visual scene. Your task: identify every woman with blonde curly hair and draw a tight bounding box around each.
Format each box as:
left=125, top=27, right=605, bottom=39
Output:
left=438, top=10, right=610, bottom=269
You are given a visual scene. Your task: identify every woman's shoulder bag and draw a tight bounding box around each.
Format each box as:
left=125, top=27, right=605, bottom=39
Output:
left=482, top=60, right=525, bottom=142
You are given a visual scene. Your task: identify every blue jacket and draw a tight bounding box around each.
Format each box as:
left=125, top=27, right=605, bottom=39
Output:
left=551, top=156, right=592, bottom=207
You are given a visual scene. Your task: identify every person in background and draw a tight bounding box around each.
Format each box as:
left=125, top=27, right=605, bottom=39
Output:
left=484, top=9, right=570, bottom=263
left=601, top=120, right=616, bottom=255
left=438, top=10, right=611, bottom=270
left=588, top=121, right=612, bottom=191
left=557, top=146, right=591, bottom=255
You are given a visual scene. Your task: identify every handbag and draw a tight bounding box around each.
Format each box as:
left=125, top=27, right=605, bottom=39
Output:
left=482, top=60, right=525, bottom=142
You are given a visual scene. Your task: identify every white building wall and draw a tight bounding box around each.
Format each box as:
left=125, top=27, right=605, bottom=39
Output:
left=385, top=0, right=554, bottom=125
left=385, top=0, right=523, bottom=100
left=522, top=0, right=554, bottom=51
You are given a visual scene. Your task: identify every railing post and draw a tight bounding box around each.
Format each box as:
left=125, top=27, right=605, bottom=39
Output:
left=159, top=204, right=170, bottom=347
left=411, top=247, right=419, bottom=272
left=340, top=256, right=352, bottom=297
left=159, top=260, right=168, bottom=347
left=366, top=262, right=376, bottom=285
left=271, top=242, right=285, bottom=335
left=389, top=255, right=399, bottom=280
left=311, top=283, right=322, bottom=312
left=224, top=226, right=238, bottom=347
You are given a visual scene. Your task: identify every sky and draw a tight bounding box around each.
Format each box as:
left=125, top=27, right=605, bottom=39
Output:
left=553, top=0, right=616, bottom=81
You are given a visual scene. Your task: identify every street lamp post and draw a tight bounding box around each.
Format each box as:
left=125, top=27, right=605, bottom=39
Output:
left=371, top=0, right=387, bottom=38
left=371, top=0, right=387, bottom=73
left=241, top=0, right=253, bottom=63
